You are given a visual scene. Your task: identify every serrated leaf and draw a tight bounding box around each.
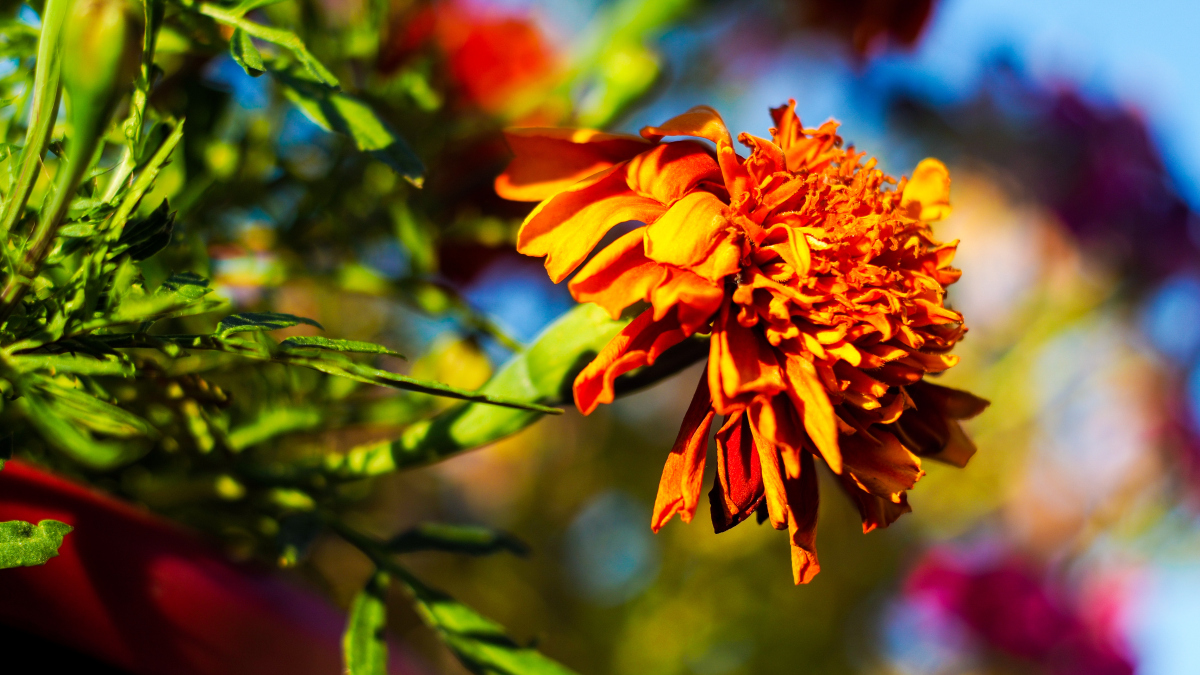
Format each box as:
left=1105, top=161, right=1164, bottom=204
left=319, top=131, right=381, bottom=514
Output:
left=386, top=523, right=529, bottom=557
left=344, top=571, right=390, bottom=675
left=117, top=199, right=175, bottom=261
left=108, top=271, right=220, bottom=325
left=217, top=311, right=324, bottom=336
left=276, top=69, right=424, bottom=185
left=198, top=3, right=338, bottom=88
left=0, top=520, right=72, bottom=569
left=279, top=336, right=403, bottom=357
left=230, top=27, right=265, bottom=76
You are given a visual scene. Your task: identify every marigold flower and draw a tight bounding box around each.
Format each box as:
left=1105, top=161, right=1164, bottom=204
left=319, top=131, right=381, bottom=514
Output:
left=496, top=101, right=988, bottom=584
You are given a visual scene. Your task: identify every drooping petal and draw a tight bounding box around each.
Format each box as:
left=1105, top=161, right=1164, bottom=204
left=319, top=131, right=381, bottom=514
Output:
left=517, top=164, right=667, bottom=282
left=901, top=158, right=952, bottom=222
left=495, top=127, right=652, bottom=201
left=708, top=303, right=787, bottom=415
left=836, top=474, right=912, bottom=534
left=749, top=415, right=789, bottom=530
left=649, top=269, right=725, bottom=335
left=652, top=373, right=715, bottom=532
left=573, top=307, right=688, bottom=415
left=709, top=411, right=765, bottom=533
left=908, top=381, right=990, bottom=420
left=784, top=451, right=820, bottom=584
left=840, top=429, right=924, bottom=502
left=626, top=140, right=723, bottom=205
left=782, top=354, right=842, bottom=474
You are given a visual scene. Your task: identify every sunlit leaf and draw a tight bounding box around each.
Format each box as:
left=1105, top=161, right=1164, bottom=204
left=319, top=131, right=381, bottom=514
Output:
left=344, top=571, right=390, bottom=675
left=229, top=27, right=264, bottom=77
left=217, top=311, right=323, bottom=336
left=0, top=520, right=72, bottom=569
left=279, top=336, right=403, bottom=357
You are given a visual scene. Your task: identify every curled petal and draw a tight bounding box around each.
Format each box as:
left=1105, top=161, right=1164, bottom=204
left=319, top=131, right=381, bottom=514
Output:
left=640, top=105, right=751, bottom=201
left=901, top=158, right=952, bottom=222
left=517, top=164, right=667, bottom=282
left=652, top=373, right=715, bottom=531
left=573, top=308, right=688, bottom=415
left=649, top=269, right=725, bottom=335
left=496, top=128, right=652, bottom=202
left=749, top=415, right=790, bottom=530
left=709, top=412, right=764, bottom=533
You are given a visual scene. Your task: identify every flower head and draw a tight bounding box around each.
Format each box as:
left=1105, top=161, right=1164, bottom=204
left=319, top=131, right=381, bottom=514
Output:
left=496, top=102, right=988, bottom=583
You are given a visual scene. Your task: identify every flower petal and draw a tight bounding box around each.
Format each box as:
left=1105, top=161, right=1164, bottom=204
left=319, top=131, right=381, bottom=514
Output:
left=626, top=141, right=723, bottom=205
left=784, top=451, right=820, bottom=584
left=836, top=474, right=912, bottom=534
left=708, top=303, right=787, bottom=414
left=644, top=191, right=741, bottom=282
left=782, top=354, right=841, bottom=474
left=840, top=429, right=924, bottom=502
left=652, top=373, right=715, bottom=532
left=573, top=307, right=688, bottom=415
left=640, top=105, right=751, bottom=200
left=568, top=227, right=664, bottom=319
left=496, top=127, right=652, bottom=202
left=709, top=412, right=765, bottom=533
left=517, top=163, right=667, bottom=282
left=649, top=268, right=725, bottom=335
left=749, top=414, right=789, bottom=530
left=901, top=158, right=952, bottom=222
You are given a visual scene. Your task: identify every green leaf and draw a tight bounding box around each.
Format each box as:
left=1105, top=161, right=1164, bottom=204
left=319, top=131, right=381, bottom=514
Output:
left=386, top=523, right=529, bottom=557
left=217, top=312, right=323, bottom=337
left=227, top=406, right=323, bottom=451
left=279, top=336, right=403, bottom=357
left=7, top=352, right=136, bottom=377
left=197, top=3, right=338, bottom=88
left=116, top=198, right=175, bottom=261
left=344, top=571, right=390, bottom=675
left=230, top=27, right=265, bottom=77
left=406, top=576, right=577, bottom=675
left=276, top=69, right=424, bottom=185
left=0, top=520, right=72, bottom=569
left=107, top=270, right=221, bottom=325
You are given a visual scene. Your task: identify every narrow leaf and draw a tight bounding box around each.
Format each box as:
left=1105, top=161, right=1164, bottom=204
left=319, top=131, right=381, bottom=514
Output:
left=0, top=520, right=72, bottom=569
left=279, top=336, right=403, bottom=357
left=116, top=198, right=175, bottom=260
left=198, top=3, right=338, bottom=87
left=386, top=523, right=529, bottom=557
left=217, top=311, right=323, bottom=336
left=344, top=571, right=390, bottom=675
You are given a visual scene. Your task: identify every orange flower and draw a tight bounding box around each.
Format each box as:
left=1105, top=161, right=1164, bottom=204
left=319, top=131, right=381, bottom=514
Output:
left=495, top=102, right=988, bottom=584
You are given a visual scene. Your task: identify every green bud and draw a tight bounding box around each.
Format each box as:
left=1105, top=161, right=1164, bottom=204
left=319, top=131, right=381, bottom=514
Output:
left=61, top=0, right=143, bottom=146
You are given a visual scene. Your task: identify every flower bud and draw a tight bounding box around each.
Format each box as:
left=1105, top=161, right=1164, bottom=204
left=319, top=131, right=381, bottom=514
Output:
left=61, top=0, right=143, bottom=143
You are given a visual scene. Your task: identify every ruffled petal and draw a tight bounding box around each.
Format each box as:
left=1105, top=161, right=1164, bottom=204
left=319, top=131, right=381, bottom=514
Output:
left=648, top=268, right=725, bottom=335
left=836, top=473, right=912, bottom=534
left=496, top=127, right=652, bottom=202
left=901, top=158, right=952, bottom=222
left=652, top=373, right=715, bottom=531
left=709, top=411, right=764, bottom=533
left=573, top=307, right=688, bottom=415
left=748, top=412, right=790, bottom=530
left=517, top=164, right=668, bottom=283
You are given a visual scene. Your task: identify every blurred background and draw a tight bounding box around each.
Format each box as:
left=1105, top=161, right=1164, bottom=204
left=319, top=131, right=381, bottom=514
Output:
left=80, top=0, right=1200, bottom=672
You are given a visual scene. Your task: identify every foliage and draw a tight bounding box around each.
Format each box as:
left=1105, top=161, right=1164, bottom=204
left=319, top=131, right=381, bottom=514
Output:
left=0, top=0, right=710, bottom=672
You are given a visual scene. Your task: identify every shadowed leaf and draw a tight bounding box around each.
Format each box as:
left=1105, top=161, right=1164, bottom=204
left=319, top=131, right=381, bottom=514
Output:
left=0, top=520, right=72, bottom=569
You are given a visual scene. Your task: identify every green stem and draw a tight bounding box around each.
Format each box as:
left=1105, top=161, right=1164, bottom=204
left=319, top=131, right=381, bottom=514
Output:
left=0, top=0, right=69, bottom=239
